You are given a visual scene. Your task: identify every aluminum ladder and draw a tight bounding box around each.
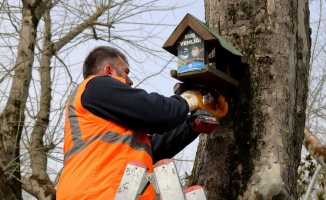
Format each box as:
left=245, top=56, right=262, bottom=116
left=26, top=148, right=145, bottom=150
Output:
left=114, top=159, right=207, bottom=200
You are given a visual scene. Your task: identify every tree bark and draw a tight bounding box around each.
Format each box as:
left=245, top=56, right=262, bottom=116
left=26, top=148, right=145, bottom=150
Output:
left=0, top=168, right=22, bottom=200
left=188, top=0, right=311, bottom=199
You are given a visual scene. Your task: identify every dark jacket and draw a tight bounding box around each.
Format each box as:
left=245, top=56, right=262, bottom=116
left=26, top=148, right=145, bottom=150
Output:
left=82, top=76, right=199, bottom=163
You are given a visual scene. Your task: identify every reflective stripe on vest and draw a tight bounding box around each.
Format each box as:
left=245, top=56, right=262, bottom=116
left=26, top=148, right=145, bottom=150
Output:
left=63, top=84, right=152, bottom=164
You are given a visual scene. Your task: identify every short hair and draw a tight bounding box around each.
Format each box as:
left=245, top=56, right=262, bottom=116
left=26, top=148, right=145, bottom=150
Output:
left=83, top=46, right=128, bottom=79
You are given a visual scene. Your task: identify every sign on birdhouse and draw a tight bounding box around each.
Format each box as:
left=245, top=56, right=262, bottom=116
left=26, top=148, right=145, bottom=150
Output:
left=177, top=29, right=205, bottom=73
left=163, top=13, right=243, bottom=89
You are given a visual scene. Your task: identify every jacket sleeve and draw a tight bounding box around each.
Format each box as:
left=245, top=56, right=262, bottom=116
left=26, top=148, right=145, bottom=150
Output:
left=81, top=76, right=189, bottom=134
left=149, top=116, right=200, bottom=163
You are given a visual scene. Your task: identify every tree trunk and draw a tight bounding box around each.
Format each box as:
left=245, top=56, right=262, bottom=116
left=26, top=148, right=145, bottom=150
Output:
left=188, top=0, right=311, bottom=199
left=23, top=9, right=56, bottom=200
left=0, top=1, right=50, bottom=199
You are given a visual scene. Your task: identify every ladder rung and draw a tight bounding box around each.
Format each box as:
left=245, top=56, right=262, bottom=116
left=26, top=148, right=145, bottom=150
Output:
left=114, top=161, right=148, bottom=200
left=154, top=159, right=186, bottom=200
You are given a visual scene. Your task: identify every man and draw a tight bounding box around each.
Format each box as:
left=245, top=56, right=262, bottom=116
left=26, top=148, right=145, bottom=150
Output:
left=56, top=46, right=227, bottom=199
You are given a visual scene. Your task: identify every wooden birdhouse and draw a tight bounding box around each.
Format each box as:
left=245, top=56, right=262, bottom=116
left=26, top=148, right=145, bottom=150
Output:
left=163, top=13, right=242, bottom=89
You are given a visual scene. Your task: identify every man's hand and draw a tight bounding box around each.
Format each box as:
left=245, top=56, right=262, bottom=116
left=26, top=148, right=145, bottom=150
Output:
left=180, top=90, right=228, bottom=119
left=180, top=90, right=204, bottom=112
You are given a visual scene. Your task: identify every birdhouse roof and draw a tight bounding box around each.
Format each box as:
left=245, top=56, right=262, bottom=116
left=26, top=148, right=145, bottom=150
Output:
left=163, top=13, right=242, bottom=57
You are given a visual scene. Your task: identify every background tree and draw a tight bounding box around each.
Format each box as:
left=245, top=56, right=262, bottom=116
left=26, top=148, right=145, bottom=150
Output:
left=0, top=1, right=189, bottom=199
left=187, top=0, right=311, bottom=199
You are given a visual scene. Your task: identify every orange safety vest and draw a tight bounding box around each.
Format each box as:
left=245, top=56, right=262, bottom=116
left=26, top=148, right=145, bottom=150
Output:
left=57, top=76, right=155, bottom=200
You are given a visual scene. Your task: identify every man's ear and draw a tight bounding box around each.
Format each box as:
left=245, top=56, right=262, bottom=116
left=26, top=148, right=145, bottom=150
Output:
left=104, top=65, right=113, bottom=76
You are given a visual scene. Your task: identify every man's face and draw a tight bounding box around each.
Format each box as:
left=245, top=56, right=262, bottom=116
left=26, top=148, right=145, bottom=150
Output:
left=115, top=56, right=133, bottom=86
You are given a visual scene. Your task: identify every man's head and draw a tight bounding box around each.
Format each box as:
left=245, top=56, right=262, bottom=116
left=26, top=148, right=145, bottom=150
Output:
left=83, top=46, right=133, bottom=85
